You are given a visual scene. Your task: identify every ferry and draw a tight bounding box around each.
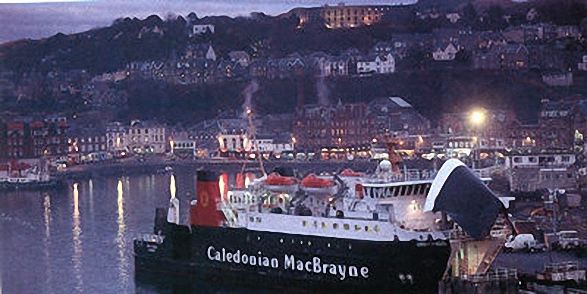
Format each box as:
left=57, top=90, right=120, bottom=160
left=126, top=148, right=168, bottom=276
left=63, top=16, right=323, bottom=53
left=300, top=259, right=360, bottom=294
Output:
left=134, top=159, right=505, bottom=292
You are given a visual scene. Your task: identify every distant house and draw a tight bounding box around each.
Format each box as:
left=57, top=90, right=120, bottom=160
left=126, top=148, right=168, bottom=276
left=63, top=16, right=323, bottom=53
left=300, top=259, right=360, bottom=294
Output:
left=228, top=51, right=251, bottom=67
left=495, top=44, right=529, bottom=69
left=445, top=12, right=460, bottom=23
left=432, top=42, right=459, bottom=61
left=542, top=71, right=573, bottom=87
left=371, top=41, right=394, bottom=55
left=322, top=55, right=353, bottom=77
left=189, top=24, right=214, bottom=37
left=185, top=43, right=216, bottom=61
left=356, top=53, right=395, bottom=75
left=473, top=44, right=529, bottom=70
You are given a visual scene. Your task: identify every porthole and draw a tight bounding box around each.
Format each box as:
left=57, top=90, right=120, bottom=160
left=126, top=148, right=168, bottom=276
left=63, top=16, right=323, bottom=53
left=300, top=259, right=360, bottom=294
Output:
left=333, top=223, right=339, bottom=229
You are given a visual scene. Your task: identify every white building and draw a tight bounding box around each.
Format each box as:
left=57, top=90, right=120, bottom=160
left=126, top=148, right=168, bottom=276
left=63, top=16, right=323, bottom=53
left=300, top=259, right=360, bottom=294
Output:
left=190, top=24, right=215, bottom=37
left=356, top=53, right=395, bottom=75
left=432, top=43, right=458, bottom=61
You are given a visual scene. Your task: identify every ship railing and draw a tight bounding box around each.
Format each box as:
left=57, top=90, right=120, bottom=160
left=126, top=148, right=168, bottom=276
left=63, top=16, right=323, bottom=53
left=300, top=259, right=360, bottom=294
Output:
left=461, top=268, right=517, bottom=283
left=544, top=261, right=580, bottom=272
left=218, top=203, right=238, bottom=226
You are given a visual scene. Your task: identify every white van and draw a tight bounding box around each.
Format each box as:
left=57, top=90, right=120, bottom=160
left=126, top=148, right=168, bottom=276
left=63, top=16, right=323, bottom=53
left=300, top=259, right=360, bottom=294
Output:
left=504, top=234, right=543, bottom=252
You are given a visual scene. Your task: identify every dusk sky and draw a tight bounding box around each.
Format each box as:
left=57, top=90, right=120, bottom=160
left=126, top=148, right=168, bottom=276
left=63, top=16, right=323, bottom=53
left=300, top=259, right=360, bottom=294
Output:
left=0, top=0, right=417, bottom=44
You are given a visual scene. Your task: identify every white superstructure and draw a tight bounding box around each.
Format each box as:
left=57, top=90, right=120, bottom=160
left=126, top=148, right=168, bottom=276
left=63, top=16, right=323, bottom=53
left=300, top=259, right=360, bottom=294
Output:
left=224, top=160, right=451, bottom=243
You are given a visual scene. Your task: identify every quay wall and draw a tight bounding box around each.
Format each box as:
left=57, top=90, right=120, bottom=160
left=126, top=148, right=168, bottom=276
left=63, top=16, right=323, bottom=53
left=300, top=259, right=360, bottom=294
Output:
left=56, top=159, right=379, bottom=180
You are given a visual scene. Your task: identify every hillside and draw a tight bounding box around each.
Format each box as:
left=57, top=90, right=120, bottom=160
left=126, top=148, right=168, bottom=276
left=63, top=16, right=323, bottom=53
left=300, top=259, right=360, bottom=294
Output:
left=0, top=0, right=585, bottom=126
left=114, top=69, right=585, bottom=125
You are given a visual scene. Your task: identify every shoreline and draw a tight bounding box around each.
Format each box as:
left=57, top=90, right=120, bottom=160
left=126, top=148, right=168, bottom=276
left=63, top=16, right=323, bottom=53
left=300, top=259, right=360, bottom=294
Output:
left=56, top=159, right=379, bottom=180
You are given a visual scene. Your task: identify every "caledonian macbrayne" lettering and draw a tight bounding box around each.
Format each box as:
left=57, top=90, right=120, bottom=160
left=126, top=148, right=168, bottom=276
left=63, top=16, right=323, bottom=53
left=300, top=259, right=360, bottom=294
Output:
left=207, top=246, right=369, bottom=280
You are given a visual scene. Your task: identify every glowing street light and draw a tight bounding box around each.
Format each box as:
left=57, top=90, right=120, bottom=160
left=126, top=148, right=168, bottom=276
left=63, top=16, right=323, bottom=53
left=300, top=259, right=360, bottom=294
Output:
left=469, top=110, right=486, bottom=126
left=469, top=109, right=486, bottom=169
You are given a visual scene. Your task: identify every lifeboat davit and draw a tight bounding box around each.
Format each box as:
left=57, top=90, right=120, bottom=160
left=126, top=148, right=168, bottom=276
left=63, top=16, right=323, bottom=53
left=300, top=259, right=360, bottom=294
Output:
left=264, top=173, right=298, bottom=193
left=340, top=168, right=364, bottom=177
left=300, top=174, right=337, bottom=194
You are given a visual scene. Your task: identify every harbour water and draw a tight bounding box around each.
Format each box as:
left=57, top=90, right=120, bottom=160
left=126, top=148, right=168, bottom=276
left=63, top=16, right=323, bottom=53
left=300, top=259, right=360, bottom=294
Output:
left=0, top=167, right=275, bottom=294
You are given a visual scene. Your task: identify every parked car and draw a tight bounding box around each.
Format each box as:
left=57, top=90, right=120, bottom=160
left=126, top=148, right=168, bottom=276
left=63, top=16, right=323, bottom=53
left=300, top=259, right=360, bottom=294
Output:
left=504, top=234, right=545, bottom=253
left=555, top=230, right=582, bottom=251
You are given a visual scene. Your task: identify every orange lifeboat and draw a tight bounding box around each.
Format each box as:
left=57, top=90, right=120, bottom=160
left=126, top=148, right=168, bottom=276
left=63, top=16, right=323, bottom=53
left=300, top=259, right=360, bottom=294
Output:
left=300, top=174, right=337, bottom=194
left=340, top=168, right=364, bottom=177
left=264, top=173, right=298, bottom=193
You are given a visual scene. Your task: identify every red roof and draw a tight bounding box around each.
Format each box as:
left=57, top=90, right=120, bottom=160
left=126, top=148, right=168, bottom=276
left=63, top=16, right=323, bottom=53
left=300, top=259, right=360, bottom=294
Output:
left=30, top=121, right=45, bottom=128
left=7, top=123, right=24, bottom=130
left=0, top=161, right=31, bottom=171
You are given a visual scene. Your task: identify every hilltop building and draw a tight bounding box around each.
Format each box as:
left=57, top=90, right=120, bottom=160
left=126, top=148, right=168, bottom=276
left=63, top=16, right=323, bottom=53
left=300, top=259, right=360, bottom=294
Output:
left=286, top=3, right=409, bottom=29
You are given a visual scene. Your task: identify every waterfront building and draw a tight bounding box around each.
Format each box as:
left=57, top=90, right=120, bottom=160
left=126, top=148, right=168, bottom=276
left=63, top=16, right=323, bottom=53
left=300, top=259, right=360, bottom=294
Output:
left=505, top=150, right=576, bottom=192
left=127, top=120, right=167, bottom=154
left=368, top=97, right=431, bottom=136
left=68, top=125, right=108, bottom=164
left=106, top=122, right=129, bottom=157
left=2, top=117, right=68, bottom=159
left=294, top=102, right=375, bottom=159
left=169, top=131, right=197, bottom=159
left=538, top=99, right=574, bottom=151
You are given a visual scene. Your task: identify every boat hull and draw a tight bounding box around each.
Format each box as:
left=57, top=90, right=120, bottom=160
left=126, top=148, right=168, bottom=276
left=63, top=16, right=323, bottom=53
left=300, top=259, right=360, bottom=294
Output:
left=0, top=179, right=65, bottom=191
left=134, top=224, right=451, bottom=292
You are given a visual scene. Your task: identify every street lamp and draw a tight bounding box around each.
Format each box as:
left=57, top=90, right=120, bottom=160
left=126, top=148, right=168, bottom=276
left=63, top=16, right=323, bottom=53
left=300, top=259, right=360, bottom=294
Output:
left=469, top=109, right=486, bottom=169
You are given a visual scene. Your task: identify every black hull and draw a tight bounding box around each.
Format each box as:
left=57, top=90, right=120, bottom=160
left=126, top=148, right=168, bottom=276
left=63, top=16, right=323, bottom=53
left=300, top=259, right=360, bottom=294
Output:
left=134, top=224, right=451, bottom=293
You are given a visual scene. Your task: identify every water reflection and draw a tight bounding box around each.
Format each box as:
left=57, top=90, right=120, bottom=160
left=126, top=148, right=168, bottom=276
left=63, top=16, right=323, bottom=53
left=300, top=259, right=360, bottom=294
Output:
left=0, top=169, right=275, bottom=294
left=117, top=179, right=129, bottom=291
left=72, top=183, right=83, bottom=292
left=43, top=193, right=52, bottom=293
left=88, top=179, right=94, bottom=221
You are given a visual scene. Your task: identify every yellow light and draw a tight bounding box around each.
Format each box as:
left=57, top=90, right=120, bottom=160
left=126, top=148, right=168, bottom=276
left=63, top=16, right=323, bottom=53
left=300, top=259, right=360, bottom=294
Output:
left=470, top=110, right=486, bottom=126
